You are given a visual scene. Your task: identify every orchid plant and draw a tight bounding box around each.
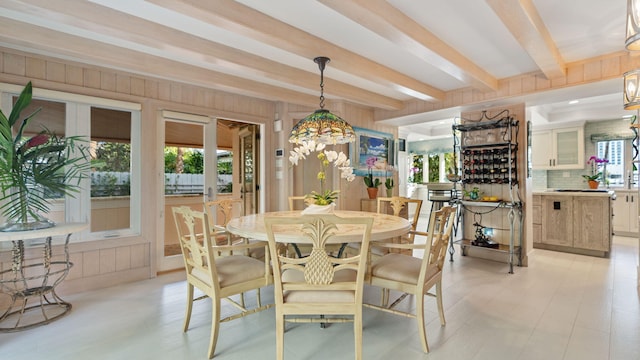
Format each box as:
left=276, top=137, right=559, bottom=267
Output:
left=289, top=140, right=355, bottom=205
left=582, top=155, right=608, bottom=182
left=363, top=156, right=381, bottom=188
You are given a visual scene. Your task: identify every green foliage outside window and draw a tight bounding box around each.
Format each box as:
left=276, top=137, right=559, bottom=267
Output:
left=183, top=150, right=203, bottom=174
left=164, top=147, right=203, bottom=174
left=444, top=152, right=457, bottom=175
left=91, top=141, right=131, bottom=197
left=93, top=142, right=130, bottom=172
left=428, top=154, right=440, bottom=182
left=410, top=155, right=423, bottom=183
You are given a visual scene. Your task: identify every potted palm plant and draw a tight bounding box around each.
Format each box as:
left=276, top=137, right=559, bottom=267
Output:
left=0, top=82, right=89, bottom=231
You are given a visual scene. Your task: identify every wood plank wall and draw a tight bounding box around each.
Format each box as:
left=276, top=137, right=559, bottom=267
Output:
left=0, top=47, right=277, bottom=301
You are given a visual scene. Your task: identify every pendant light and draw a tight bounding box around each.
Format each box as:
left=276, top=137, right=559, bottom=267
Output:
left=289, top=57, right=355, bottom=144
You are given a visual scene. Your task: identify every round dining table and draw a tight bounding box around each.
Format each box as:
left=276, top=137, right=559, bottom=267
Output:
left=226, top=210, right=411, bottom=244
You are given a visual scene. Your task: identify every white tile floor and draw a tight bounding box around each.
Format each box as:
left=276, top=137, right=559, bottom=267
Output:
left=2, top=235, right=638, bottom=360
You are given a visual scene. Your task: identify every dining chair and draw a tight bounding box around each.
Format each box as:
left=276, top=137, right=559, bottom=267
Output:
left=364, top=205, right=456, bottom=353
left=172, top=206, right=273, bottom=359
left=204, top=198, right=264, bottom=259
left=264, top=214, right=373, bottom=360
left=204, top=198, right=243, bottom=246
left=376, top=196, right=423, bottom=255
left=287, top=195, right=313, bottom=211
left=347, top=196, right=422, bottom=259
left=286, top=195, right=336, bottom=258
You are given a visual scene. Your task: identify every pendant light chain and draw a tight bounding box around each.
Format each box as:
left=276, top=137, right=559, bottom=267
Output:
left=315, top=56, right=329, bottom=110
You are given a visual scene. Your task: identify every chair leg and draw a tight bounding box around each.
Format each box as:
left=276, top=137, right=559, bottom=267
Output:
left=183, top=283, right=194, bottom=332
left=436, top=280, right=446, bottom=325
left=354, top=311, right=363, bottom=360
left=276, top=312, right=285, bottom=360
left=207, top=299, right=221, bottom=359
left=256, top=288, right=262, bottom=308
left=381, top=288, right=389, bottom=307
left=415, top=292, right=430, bottom=353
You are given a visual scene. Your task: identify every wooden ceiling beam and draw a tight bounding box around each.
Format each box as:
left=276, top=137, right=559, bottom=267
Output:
left=0, top=18, right=321, bottom=107
left=147, top=0, right=445, bottom=101
left=10, top=0, right=403, bottom=110
left=319, top=0, right=498, bottom=91
left=486, top=0, right=566, bottom=79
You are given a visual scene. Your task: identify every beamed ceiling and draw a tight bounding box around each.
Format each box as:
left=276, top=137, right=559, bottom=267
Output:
left=0, top=0, right=630, bottom=140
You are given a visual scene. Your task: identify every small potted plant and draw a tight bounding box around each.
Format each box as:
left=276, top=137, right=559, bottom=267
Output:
left=384, top=177, right=394, bottom=197
left=582, top=156, right=608, bottom=189
left=364, top=156, right=381, bottom=199
left=463, top=187, right=482, bottom=201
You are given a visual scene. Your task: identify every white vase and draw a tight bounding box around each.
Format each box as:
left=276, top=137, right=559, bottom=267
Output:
left=301, top=203, right=336, bottom=215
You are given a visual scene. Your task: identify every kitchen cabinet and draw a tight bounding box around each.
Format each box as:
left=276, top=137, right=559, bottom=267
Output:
left=532, top=195, right=542, bottom=244
left=532, top=126, right=584, bottom=170
left=613, top=190, right=639, bottom=236
left=534, top=192, right=612, bottom=257
left=573, top=196, right=611, bottom=252
left=540, top=196, right=573, bottom=247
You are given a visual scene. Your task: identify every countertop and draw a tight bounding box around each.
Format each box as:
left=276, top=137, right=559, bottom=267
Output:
left=533, top=189, right=615, bottom=197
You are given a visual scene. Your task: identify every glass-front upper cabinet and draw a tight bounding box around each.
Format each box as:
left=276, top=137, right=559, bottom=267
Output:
left=532, top=126, right=584, bottom=170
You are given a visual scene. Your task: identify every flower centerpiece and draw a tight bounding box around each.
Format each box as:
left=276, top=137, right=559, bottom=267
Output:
left=582, top=155, right=608, bottom=189
left=364, top=156, right=381, bottom=199
left=289, top=140, right=354, bottom=213
left=0, top=82, right=89, bottom=231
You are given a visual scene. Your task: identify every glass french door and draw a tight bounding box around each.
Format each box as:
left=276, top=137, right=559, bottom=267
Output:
left=158, top=112, right=214, bottom=272
left=239, top=125, right=259, bottom=216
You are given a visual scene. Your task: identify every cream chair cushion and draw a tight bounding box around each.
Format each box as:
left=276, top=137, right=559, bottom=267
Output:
left=370, top=253, right=439, bottom=285
left=282, top=269, right=356, bottom=303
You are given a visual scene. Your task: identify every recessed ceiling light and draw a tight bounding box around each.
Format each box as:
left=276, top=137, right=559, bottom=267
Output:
left=438, top=121, right=444, bottom=124
left=568, top=100, right=579, bottom=105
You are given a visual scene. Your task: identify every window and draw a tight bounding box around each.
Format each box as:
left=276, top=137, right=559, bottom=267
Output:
left=409, top=155, right=423, bottom=183
left=164, top=146, right=204, bottom=195
left=90, top=107, right=133, bottom=232
left=416, top=152, right=457, bottom=183
left=217, top=150, right=233, bottom=193
left=2, top=83, right=142, bottom=240
left=597, top=139, right=638, bottom=188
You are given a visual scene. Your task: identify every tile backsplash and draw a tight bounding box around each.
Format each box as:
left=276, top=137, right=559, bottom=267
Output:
left=535, top=118, right=636, bottom=190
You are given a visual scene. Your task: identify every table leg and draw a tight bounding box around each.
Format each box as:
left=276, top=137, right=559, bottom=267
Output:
left=0, top=233, right=74, bottom=332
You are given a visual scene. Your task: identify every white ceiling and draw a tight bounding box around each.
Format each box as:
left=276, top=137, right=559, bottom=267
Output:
left=0, top=0, right=630, bottom=141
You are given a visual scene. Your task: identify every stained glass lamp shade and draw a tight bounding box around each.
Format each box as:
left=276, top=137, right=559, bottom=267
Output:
left=289, top=57, right=355, bottom=145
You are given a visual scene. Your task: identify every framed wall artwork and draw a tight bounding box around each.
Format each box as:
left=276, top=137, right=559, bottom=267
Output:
left=349, top=126, right=394, bottom=177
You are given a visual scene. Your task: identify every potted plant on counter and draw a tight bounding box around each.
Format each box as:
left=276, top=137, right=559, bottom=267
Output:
left=582, top=156, right=608, bottom=189
left=0, top=82, right=89, bottom=231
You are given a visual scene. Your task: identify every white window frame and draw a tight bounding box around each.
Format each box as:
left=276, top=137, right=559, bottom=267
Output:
left=0, top=83, right=142, bottom=241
